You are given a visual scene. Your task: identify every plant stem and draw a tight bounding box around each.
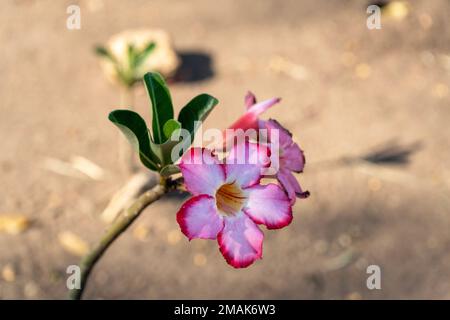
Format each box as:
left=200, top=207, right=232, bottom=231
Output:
left=120, top=86, right=134, bottom=108
left=69, top=182, right=168, bottom=300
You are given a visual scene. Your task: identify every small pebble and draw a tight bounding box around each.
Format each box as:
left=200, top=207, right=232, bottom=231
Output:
left=355, top=63, right=371, bottom=79
left=0, top=215, right=30, bottom=235
left=2, top=264, right=16, bottom=282
left=133, top=224, right=150, bottom=241
left=346, top=292, right=362, bottom=300
left=432, top=83, right=448, bottom=99
left=24, top=282, right=40, bottom=298
left=58, top=231, right=89, bottom=257
left=193, top=253, right=207, bottom=267
left=383, top=1, right=409, bottom=20
left=167, top=229, right=181, bottom=245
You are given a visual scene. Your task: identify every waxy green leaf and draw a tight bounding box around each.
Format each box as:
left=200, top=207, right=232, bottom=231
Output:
left=150, top=137, right=182, bottom=167
left=143, top=72, right=174, bottom=145
left=178, top=94, right=219, bottom=144
left=163, top=119, right=182, bottom=141
left=108, top=110, right=159, bottom=170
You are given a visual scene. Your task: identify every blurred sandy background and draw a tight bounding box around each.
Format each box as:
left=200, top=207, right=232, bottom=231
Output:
left=0, top=0, right=449, bottom=299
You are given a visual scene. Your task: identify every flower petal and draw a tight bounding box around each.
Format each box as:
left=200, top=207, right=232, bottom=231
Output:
left=228, top=113, right=259, bottom=132
left=179, top=148, right=225, bottom=196
left=225, top=141, right=271, bottom=188
left=262, top=119, right=293, bottom=148
left=244, top=183, right=293, bottom=229
left=217, top=213, right=264, bottom=268
left=244, top=91, right=257, bottom=109
left=282, top=143, right=305, bottom=173
left=247, top=97, right=281, bottom=117
left=262, top=119, right=305, bottom=173
left=277, top=169, right=309, bottom=204
left=228, top=97, right=281, bottom=131
left=177, top=195, right=224, bottom=240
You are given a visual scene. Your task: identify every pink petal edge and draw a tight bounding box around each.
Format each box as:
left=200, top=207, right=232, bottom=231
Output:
left=176, top=194, right=224, bottom=240
left=244, top=183, right=293, bottom=229
left=217, top=213, right=264, bottom=268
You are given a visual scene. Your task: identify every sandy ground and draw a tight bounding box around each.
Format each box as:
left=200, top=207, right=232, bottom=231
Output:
left=0, top=0, right=449, bottom=299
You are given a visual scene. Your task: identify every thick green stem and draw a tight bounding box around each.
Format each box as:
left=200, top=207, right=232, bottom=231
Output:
left=69, top=182, right=168, bottom=300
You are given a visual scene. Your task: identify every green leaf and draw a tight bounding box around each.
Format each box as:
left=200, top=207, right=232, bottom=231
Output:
left=178, top=94, right=219, bottom=144
left=150, top=137, right=181, bottom=167
left=95, top=46, right=113, bottom=60
left=134, top=42, right=156, bottom=68
left=95, top=46, right=121, bottom=69
left=163, top=119, right=181, bottom=140
left=127, top=44, right=137, bottom=69
left=108, top=110, right=160, bottom=171
left=94, top=45, right=134, bottom=87
left=143, top=72, right=174, bottom=144
left=153, top=119, right=183, bottom=166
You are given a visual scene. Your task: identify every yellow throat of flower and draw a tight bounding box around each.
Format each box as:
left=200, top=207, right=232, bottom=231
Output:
left=215, top=182, right=247, bottom=216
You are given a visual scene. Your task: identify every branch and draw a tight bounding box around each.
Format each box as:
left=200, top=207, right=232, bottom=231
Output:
left=69, top=182, right=168, bottom=300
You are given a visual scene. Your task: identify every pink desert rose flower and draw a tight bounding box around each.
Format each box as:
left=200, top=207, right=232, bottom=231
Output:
left=261, top=119, right=309, bottom=204
left=227, top=91, right=281, bottom=132
left=176, top=143, right=293, bottom=268
left=219, top=91, right=280, bottom=151
left=227, top=91, right=309, bottom=204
